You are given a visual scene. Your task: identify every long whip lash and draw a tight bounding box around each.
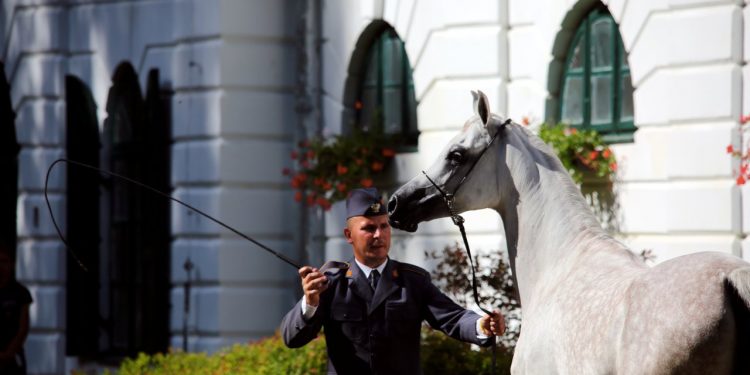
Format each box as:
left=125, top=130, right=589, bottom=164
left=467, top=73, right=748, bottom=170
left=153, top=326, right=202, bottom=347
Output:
left=44, top=158, right=302, bottom=272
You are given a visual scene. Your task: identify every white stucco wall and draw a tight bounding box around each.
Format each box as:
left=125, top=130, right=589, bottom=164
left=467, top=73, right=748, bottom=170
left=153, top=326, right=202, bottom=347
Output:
left=4, top=0, right=302, bottom=373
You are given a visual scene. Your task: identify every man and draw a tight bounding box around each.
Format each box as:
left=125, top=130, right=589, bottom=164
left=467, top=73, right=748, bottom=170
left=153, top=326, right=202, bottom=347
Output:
left=281, top=188, right=504, bottom=374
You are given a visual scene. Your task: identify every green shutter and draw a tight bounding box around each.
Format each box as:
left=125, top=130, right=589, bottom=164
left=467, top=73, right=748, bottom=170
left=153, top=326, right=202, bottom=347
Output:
left=559, top=9, right=635, bottom=143
left=357, top=28, right=419, bottom=148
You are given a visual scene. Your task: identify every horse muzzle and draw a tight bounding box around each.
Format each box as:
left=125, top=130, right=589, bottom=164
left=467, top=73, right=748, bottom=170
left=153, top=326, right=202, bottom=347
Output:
left=387, top=194, right=419, bottom=232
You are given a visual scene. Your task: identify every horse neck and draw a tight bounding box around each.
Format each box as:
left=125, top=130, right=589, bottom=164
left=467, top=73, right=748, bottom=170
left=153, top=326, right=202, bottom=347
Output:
left=495, top=127, right=626, bottom=305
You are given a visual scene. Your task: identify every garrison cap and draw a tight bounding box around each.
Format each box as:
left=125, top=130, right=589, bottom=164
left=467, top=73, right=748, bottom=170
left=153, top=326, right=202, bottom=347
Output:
left=346, top=188, right=387, bottom=219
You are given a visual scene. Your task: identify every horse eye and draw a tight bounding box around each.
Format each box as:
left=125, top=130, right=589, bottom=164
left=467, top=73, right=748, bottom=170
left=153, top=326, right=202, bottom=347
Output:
left=447, top=150, right=464, bottom=164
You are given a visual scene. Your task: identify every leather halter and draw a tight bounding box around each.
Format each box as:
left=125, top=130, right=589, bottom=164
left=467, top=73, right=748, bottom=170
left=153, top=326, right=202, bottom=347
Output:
left=421, top=118, right=511, bottom=374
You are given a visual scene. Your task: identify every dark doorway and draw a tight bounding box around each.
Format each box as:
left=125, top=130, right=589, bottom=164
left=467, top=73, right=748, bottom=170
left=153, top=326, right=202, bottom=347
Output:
left=0, top=62, right=19, bottom=254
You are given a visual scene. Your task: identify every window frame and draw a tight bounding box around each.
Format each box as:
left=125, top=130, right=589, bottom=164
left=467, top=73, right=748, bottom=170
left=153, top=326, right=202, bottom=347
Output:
left=559, top=8, right=635, bottom=143
left=355, top=28, right=419, bottom=150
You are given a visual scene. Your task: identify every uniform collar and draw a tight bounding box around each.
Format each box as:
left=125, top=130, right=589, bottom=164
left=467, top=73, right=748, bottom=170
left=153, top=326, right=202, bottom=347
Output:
left=354, top=258, right=388, bottom=278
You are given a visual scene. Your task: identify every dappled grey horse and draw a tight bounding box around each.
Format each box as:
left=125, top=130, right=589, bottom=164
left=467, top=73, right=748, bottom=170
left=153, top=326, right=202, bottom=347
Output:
left=388, top=91, right=750, bottom=374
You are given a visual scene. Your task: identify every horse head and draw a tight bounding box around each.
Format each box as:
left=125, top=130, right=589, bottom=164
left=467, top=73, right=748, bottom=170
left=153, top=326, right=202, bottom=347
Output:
left=388, top=90, right=512, bottom=232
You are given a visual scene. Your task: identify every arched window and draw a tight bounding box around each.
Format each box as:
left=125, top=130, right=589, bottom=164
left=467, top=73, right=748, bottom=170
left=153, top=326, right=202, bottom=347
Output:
left=65, top=75, right=101, bottom=356
left=353, top=26, right=418, bottom=147
left=66, top=64, right=171, bottom=357
left=560, top=8, right=634, bottom=143
left=101, top=63, right=170, bottom=356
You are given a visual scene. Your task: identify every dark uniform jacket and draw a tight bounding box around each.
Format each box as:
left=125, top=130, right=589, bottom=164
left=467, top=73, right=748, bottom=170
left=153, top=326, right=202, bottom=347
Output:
left=281, top=258, right=492, bottom=374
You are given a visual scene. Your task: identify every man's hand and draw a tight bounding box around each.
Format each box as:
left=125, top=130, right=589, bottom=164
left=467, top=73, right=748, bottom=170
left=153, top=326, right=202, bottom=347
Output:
left=299, top=266, right=329, bottom=307
left=479, top=310, right=506, bottom=337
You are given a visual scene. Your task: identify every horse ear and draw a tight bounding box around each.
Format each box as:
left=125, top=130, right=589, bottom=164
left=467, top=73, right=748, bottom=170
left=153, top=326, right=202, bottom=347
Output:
left=474, top=90, right=490, bottom=126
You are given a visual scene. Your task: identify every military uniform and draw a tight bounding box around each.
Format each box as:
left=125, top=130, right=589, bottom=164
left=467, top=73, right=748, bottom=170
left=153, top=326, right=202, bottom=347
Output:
left=281, top=257, right=492, bottom=374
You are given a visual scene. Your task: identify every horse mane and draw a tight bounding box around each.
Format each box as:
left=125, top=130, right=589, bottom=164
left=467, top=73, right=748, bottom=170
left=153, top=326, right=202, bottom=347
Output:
left=500, top=120, right=613, bottom=248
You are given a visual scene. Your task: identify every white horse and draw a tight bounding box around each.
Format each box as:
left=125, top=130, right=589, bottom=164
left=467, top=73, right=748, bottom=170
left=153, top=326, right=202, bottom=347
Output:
left=387, top=91, right=750, bottom=374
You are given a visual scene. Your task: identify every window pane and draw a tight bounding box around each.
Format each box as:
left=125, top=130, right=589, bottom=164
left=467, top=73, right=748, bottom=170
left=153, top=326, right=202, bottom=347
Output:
left=590, top=18, right=613, bottom=69
left=590, top=75, right=612, bottom=125
left=384, top=38, right=403, bottom=86
left=359, top=87, right=378, bottom=130
left=562, top=76, right=583, bottom=125
left=620, top=73, right=634, bottom=122
left=383, top=87, right=403, bottom=134
left=567, top=35, right=584, bottom=71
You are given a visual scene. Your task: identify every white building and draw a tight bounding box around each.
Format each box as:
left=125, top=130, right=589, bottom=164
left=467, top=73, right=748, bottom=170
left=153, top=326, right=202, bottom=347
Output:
left=1, top=0, right=747, bottom=373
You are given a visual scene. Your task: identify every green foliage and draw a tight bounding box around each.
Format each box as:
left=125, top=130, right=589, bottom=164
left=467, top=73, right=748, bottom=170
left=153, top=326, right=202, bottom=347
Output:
left=117, top=332, right=327, bottom=375
left=115, top=328, right=514, bottom=375
left=425, top=243, right=521, bottom=350
left=421, top=327, right=513, bottom=375
left=537, top=124, right=617, bottom=185
left=284, top=129, right=398, bottom=209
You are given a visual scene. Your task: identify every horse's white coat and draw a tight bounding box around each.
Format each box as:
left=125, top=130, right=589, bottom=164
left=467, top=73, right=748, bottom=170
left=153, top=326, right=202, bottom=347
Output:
left=389, top=91, right=750, bottom=374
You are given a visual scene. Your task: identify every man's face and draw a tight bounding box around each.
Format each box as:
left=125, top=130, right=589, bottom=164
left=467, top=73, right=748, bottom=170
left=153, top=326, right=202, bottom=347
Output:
left=344, top=214, right=391, bottom=268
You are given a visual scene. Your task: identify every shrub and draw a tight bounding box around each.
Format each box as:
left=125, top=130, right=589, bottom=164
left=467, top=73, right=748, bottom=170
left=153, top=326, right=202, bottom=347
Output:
left=425, top=243, right=521, bottom=350
left=116, top=332, right=327, bottom=375
left=421, top=326, right=513, bottom=375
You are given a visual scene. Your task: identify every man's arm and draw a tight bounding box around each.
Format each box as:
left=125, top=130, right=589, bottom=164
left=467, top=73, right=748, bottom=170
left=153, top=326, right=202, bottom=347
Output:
left=422, top=277, right=503, bottom=346
left=281, top=266, right=330, bottom=348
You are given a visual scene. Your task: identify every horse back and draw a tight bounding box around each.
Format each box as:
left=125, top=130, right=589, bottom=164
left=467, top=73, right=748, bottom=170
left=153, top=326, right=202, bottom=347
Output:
left=618, top=252, right=748, bottom=375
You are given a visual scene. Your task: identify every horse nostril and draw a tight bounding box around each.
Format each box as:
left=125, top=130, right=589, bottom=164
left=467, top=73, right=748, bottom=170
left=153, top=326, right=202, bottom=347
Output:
left=387, top=195, right=398, bottom=215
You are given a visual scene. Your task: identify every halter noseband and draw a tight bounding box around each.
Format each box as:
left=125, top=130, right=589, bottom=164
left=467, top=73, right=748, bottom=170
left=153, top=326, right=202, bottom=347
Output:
left=421, top=118, right=510, bottom=225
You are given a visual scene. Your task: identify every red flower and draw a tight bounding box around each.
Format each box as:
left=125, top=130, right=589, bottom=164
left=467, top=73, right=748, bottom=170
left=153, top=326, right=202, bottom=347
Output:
left=382, top=148, right=395, bottom=157
left=296, top=173, right=307, bottom=183
left=609, top=162, right=618, bottom=172
left=301, top=160, right=310, bottom=168
left=282, top=168, right=291, bottom=176
left=294, top=191, right=303, bottom=202
left=741, top=115, right=750, bottom=124
left=588, top=151, right=600, bottom=161
left=741, top=164, right=749, bottom=175
left=602, top=149, right=612, bottom=159
left=355, top=159, right=363, bottom=166
left=306, top=150, right=315, bottom=159
left=727, top=145, right=735, bottom=154
left=354, top=100, right=363, bottom=110
left=323, top=182, right=332, bottom=190
left=737, top=175, right=746, bottom=185
left=361, top=178, right=373, bottom=188
left=570, top=128, right=578, bottom=134
left=306, top=194, right=316, bottom=205
left=313, top=178, right=323, bottom=186
left=371, top=161, right=384, bottom=172
left=337, top=182, right=347, bottom=192
left=290, top=151, right=298, bottom=160
left=337, top=165, right=348, bottom=175
left=521, top=116, right=530, bottom=126
left=317, top=197, right=331, bottom=210
left=290, top=178, right=301, bottom=188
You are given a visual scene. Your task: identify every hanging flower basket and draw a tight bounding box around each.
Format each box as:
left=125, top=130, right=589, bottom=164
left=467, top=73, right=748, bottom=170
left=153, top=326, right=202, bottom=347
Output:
left=283, top=130, right=397, bottom=210
left=537, top=123, right=617, bottom=185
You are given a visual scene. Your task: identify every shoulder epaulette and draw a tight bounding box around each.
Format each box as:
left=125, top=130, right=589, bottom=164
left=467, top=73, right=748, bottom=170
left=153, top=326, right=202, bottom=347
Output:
left=319, top=260, right=349, bottom=277
left=397, top=263, right=429, bottom=278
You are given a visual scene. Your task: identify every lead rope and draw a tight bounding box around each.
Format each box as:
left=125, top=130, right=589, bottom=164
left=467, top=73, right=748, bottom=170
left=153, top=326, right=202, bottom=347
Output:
left=45, top=158, right=303, bottom=271
left=422, top=171, right=498, bottom=375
